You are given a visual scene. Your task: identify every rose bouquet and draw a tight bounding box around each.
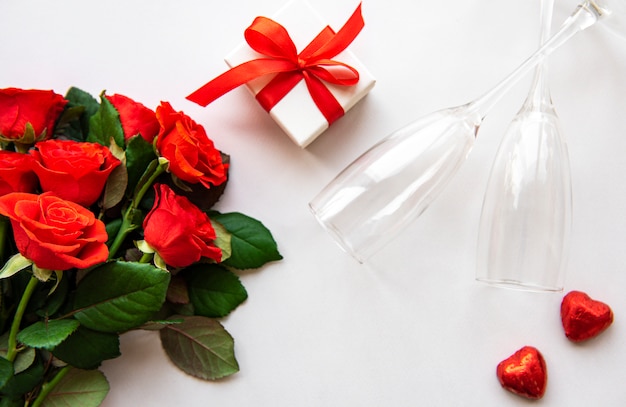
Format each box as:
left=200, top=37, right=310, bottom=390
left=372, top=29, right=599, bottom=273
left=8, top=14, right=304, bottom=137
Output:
left=0, top=87, right=282, bottom=406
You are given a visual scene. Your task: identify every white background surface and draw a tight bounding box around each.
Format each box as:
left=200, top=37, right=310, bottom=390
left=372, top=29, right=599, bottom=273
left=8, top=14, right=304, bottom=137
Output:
left=2, top=0, right=626, bottom=405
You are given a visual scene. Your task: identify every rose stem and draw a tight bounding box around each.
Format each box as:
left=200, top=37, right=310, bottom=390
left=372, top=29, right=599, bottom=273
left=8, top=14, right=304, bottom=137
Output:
left=30, top=365, right=71, bottom=407
left=6, top=275, right=39, bottom=362
left=107, top=160, right=165, bottom=259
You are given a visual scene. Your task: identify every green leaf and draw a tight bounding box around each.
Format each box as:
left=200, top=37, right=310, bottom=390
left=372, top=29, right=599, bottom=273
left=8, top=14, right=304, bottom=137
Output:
left=125, top=134, right=157, bottom=195
left=187, top=264, right=247, bottom=318
left=51, top=327, right=120, bottom=369
left=65, top=87, right=100, bottom=117
left=0, top=357, right=43, bottom=397
left=104, top=218, right=123, bottom=247
left=210, top=212, right=282, bottom=269
left=0, top=254, right=32, bottom=280
left=102, top=161, right=128, bottom=211
left=0, top=395, right=21, bottom=407
left=87, top=91, right=124, bottom=148
left=72, top=261, right=170, bottom=333
left=0, top=334, right=35, bottom=374
left=0, top=357, right=13, bottom=390
left=167, top=302, right=194, bottom=317
left=64, top=87, right=100, bottom=141
left=52, top=105, right=84, bottom=140
left=42, top=367, right=109, bottom=407
left=139, top=319, right=183, bottom=331
left=36, top=274, right=70, bottom=318
left=132, top=158, right=160, bottom=203
left=13, top=349, right=35, bottom=376
left=17, top=319, right=80, bottom=350
left=166, top=274, right=189, bottom=304
left=160, top=316, right=239, bottom=380
left=210, top=220, right=232, bottom=262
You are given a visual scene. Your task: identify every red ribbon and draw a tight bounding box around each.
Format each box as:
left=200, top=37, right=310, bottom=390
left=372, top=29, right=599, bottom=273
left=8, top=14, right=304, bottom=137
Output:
left=186, top=3, right=364, bottom=125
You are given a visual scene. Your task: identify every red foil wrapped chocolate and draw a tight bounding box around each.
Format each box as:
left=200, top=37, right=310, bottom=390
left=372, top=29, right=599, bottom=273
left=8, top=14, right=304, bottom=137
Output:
left=496, top=346, right=547, bottom=400
left=561, top=290, right=614, bottom=342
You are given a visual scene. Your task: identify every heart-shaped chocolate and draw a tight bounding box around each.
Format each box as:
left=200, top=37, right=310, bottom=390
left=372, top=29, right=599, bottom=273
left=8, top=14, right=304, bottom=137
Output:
left=561, top=290, right=613, bottom=342
left=496, top=346, right=547, bottom=400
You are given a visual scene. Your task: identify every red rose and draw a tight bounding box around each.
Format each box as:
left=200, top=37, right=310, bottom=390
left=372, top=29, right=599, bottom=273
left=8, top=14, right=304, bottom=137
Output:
left=0, top=151, right=38, bottom=196
left=143, top=184, right=221, bottom=267
left=155, top=102, right=228, bottom=188
left=30, top=139, right=121, bottom=207
left=0, top=192, right=109, bottom=270
left=0, top=88, right=67, bottom=143
left=106, top=93, right=159, bottom=143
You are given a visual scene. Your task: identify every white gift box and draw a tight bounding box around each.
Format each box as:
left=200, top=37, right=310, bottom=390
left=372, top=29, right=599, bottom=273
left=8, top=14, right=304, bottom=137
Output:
left=224, top=1, right=376, bottom=148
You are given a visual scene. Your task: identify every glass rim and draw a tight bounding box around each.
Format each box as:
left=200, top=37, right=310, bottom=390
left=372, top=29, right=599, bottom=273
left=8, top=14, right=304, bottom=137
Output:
left=475, top=276, right=564, bottom=293
left=308, top=202, right=366, bottom=264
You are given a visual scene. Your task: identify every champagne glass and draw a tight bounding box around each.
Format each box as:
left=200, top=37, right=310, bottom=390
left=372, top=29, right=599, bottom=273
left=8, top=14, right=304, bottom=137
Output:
left=476, top=0, right=571, bottom=291
left=310, top=0, right=625, bottom=263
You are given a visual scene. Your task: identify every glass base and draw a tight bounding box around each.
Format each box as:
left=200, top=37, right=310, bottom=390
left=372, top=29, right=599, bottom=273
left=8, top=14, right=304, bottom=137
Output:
left=476, top=277, right=564, bottom=293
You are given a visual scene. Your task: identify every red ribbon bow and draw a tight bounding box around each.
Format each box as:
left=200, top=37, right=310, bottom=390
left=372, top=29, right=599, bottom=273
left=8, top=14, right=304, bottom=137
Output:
left=186, top=3, right=364, bottom=125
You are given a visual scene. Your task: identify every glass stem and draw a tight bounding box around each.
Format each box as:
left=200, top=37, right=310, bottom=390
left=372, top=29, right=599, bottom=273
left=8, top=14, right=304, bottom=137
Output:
left=525, top=0, right=555, bottom=111
left=467, top=0, right=602, bottom=119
